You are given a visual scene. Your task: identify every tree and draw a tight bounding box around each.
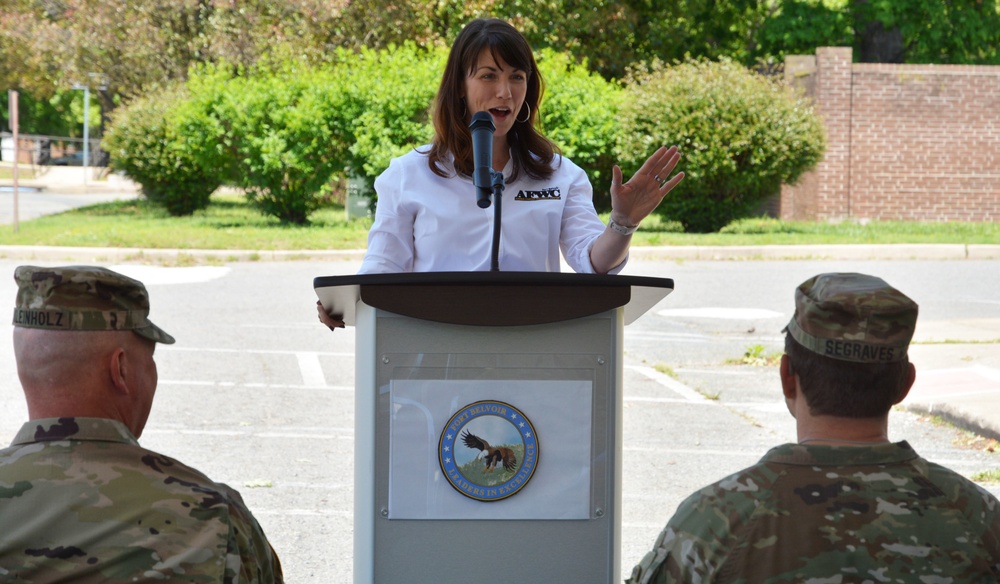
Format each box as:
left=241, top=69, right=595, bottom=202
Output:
left=0, top=1, right=74, bottom=98
left=852, top=0, right=1000, bottom=64
left=0, top=0, right=353, bottom=113
left=754, top=0, right=1000, bottom=65
left=443, top=0, right=775, bottom=80
left=753, top=1, right=852, bottom=64
left=1, top=91, right=83, bottom=136
left=616, top=59, right=826, bottom=233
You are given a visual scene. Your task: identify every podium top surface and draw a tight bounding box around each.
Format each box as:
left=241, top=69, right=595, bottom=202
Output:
left=314, top=271, right=673, bottom=327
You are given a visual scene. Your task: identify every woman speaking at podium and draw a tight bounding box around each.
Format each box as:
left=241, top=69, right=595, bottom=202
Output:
left=319, top=18, right=682, bottom=327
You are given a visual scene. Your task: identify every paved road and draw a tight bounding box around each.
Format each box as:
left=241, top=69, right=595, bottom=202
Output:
left=1, top=258, right=996, bottom=583
left=0, top=189, right=136, bottom=224
left=0, top=167, right=138, bottom=224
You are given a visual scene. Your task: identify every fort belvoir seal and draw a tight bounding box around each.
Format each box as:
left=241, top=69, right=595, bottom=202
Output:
left=438, top=400, right=539, bottom=502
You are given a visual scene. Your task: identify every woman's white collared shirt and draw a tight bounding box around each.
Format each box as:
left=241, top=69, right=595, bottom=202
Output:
left=358, top=147, right=625, bottom=274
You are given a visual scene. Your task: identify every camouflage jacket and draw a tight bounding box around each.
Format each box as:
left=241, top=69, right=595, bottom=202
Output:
left=0, top=417, right=283, bottom=583
left=627, top=441, right=1000, bottom=584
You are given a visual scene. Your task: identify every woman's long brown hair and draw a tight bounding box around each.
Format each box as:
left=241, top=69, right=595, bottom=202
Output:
left=426, top=18, right=558, bottom=184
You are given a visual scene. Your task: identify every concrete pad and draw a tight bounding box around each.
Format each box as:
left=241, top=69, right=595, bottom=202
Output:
left=903, top=365, right=1000, bottom=441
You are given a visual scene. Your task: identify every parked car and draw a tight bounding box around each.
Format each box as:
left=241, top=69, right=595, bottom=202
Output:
left=49, top=152, right=86, bottom=166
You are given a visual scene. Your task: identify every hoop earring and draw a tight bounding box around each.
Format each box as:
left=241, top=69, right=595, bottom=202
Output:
left=516, top=103, right=530, bottom=123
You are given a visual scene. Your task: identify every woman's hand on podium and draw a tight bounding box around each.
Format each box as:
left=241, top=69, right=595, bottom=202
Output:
left=316, top=300, right=345, bottom=330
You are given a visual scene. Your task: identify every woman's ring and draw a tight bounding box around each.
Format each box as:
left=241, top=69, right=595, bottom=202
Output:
left=654, top=174, right=661, bottom=182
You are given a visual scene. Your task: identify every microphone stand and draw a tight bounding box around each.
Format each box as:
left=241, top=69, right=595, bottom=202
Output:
left=467, top=111, right=505, bottom=271
left=488, top=170, right=505, bottom=272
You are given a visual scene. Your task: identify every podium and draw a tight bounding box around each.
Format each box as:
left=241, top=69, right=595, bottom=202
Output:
left=314, top=272, right=673, bottom=583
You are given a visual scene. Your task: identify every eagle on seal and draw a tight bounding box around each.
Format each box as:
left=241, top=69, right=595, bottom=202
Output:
left=461, top=429, right=516, bottom=473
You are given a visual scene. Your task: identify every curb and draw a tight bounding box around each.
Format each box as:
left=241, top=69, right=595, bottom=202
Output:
left=0, top=246, right=367, bottom=264
left=902, top=402, right=1000, bottom=444
left=629, top=244, right=1000, bottom=261
left=2, top=244, right=998, bottom=265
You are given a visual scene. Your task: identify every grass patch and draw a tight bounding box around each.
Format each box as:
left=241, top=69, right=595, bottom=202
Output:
left=620, top=215, right=1000, bottom=246
left=654, top=363, right=678, bottom=378
left=912, top=339, right=1000, bottom=345
left=737, top=411, right=762, bottom=427
left=0, top=167, right=40, bottom=180
left=1, top=192, right=998, bottom=251
left=0, top=194, right=373, bottom=250
left=698, top=388, right=721, bottom=401
left=971, top=468, right=1000, bottom=484
left=726, top=344, right=783, bottom=366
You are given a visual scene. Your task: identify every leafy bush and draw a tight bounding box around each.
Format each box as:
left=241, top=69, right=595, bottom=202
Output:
left=617, top=59, right=826, bottom=233
left=332, top=44, right=445, bottom=181
left=180, top=61, right=344, bottom=224
left=537, top=48, right=622, bottom=211
left=103, top=45, right=637, bottom=223
left=102, top=87, right=218, bottom=216
left=333, top=44, right=625, bottom=211
left=178, top=46, right=443, bottom=223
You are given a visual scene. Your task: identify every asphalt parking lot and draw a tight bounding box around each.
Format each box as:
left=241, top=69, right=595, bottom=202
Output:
left=1, top=257, right=997, bottom=582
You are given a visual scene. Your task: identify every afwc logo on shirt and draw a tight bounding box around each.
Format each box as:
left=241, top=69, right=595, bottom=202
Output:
left=515, top=187, right=561, bottom=201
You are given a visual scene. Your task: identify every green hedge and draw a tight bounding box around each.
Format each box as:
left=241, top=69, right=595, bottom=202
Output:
left=102, top=86, right=218, bottom=216
left=187, top=63, right=341, bottom=223
left=104, top=50, right=825, bottom=228
left=333, top=45, right=446, bottom=180
left=175, top=45, right=443, bottom=223
left=537, top=49, right=622, bottom=211
left=617, top=59, right=826, bottom=232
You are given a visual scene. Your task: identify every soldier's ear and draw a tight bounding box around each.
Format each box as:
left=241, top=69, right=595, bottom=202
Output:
left=780, top=355, right=802, bottom=419
left=779, top=355, right=796, bottom=401
left=109, top=347, right=130, bottom=396
left=892, top=362, right=916, bottom=406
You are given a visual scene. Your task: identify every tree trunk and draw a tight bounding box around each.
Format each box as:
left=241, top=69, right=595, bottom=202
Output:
left=853, top=0, right=906, bottom=63
left=858, top=19, right=905, bottom=63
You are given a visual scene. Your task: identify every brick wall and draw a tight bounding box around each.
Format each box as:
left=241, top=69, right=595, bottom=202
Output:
left=781, top=48, right=1000, bottom=222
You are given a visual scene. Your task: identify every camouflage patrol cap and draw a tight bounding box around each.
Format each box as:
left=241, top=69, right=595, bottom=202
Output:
left=784, top=272, right=917, bottom=363
left=12, top=265, right=175, bottom=344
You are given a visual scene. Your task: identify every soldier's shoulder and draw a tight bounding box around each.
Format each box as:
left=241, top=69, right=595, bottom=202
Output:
left=667, top=462, right=781, bottom=527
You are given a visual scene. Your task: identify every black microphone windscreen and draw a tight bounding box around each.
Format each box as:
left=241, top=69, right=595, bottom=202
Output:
left=469, top=111, right=496, bottom=208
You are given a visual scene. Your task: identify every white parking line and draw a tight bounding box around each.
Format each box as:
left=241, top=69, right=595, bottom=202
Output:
left=109, top=265, right=231, bottom=285
left=158, top=380, right=353, bottom=392
left=656, top=307, right=784, bottom=319
left=251, top=508, right=352, bottom=517
left=296, top=352, right=327, bottom=387
left=143, top=429, right=354, bottom=440
left=627, top=365, right=714, bottom=403
left=161, top=347, right=353, bottom=357
left=627, top=331, right=784, bottom=343
left=623, top=446, right=758, bottom=456
left=626, top=397, right=704, bottom=405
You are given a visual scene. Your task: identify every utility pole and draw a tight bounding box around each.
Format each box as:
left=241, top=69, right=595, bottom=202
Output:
left=72, top=74, right=107, bottom=186
left=71, top=82, right=89, bottom=185
left=8, top=89, right=19, bottom=233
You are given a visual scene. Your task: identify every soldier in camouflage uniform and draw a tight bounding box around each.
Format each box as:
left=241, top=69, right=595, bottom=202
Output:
left=0, top=266, right=283, bottom=583
left=627, top=272, right=1000, bottom=583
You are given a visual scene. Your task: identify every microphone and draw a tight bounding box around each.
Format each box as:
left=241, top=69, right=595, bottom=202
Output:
left=469, top=111, right=495, bottom=209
